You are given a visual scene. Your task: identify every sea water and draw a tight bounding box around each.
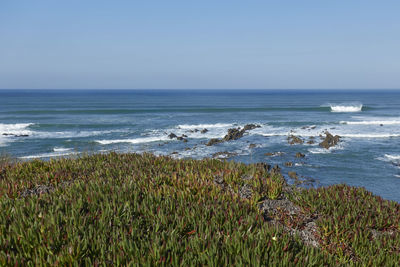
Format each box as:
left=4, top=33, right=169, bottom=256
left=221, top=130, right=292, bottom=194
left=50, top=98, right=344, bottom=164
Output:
left=1, top=89, right=400, bottom=202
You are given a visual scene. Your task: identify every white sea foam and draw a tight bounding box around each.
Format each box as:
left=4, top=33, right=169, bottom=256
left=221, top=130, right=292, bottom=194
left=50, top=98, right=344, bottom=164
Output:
left=339, top=133, right=400, bottom=138
left=330, top=103, right=362, bottom=112
left=177, top=123, right=234, bottom=129
left=395, top=175, right=400, bottom=178
left=0, top=123, right=34, bottom=135
left=96, top=136, right=170, bottom=145
left=308, top=148, right=332, bottom=154
left=20, top=151, right=77, bottom=159
left=384, top=154, right=400, bottom=160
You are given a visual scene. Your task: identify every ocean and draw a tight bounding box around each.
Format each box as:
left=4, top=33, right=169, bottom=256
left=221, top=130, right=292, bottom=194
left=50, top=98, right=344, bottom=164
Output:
left=1, top=89, right=400, bottom=202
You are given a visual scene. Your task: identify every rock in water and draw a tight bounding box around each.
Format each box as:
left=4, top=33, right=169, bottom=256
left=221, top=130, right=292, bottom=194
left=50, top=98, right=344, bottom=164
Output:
left=285, top=162, right=293, bottom=167
left=206, top=138, right=222, bottom=146
left=242, top=124, right=261, bottom=131
left=200, top=128, right=208, bottom=134
left=288, top=135, right=304, bottom=145
left=223, top=128, right=244, bottom=141
left=319, top=132, right=340, bottom=149
left=168, top=133, right=177, bottom=139
left=288, top=171, right=298, bottom=179
left=295, top=152, right=305, bottom=158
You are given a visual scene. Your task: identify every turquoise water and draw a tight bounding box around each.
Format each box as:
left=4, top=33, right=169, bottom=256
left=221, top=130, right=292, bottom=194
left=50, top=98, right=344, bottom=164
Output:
left=1, top=89, right=400, bottom=202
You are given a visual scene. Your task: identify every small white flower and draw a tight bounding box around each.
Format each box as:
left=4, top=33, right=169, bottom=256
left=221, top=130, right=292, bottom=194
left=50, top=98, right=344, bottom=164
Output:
left=272, top=236, right=277, bottom=241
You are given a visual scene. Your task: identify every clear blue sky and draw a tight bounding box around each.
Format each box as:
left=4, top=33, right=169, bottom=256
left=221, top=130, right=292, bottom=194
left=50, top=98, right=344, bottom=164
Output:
left=1, top=0, right=399, bottom=89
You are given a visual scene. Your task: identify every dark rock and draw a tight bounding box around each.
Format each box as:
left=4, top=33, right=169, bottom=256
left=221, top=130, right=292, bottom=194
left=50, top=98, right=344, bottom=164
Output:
left=177, top=136, right=184, bottom=141
left=200, top=128, right=208, bottom=134
left=15, top=134, right=29, bottom=137
left=288, top=135, right=304, bottom=145
left=242, top=124, right=261, bottom=131
left=223, top=128, right=244, bottom=141
left=239, top=184, right=253, bottom=199
left=182, top=134, right=188, bottom=138
left=295, top=152, right=305, bottom=158
left=285, top=162, right=293, bottom=167
left=171, top=151, right=178, bottom=155
left=249, top=143, right=257, bottom=149
left=194, top=129, right=199, bottom=132
left=306, top=140, right=315, bottom=144
left=380, top=124, right=383, bottom=126
left=206, top=138, right=222, bottom=146
left=168, top=133, right=178, bottom=139
left=319, top=132, right=340, bottom=149
left=183, top=139, right=188, bottom=143
left=288, top=171, right=298, bottom=179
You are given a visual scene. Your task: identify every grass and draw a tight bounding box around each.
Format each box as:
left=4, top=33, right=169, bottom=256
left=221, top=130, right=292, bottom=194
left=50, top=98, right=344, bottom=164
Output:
left=0, top=152, right=399, bottom=265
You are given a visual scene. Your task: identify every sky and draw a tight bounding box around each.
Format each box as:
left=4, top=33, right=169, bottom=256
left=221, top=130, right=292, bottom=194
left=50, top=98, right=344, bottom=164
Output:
left=0, top=0, right=399, bottom=89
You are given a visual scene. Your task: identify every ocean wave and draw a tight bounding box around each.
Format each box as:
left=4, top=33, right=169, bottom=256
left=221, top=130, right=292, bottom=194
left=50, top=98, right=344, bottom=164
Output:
left=0, top=123, right=34, bottom=135
left=330, top=103, right=363, bottom=113
left=376, top=154, right=400, bottom=164
left=384, top=154, right=400, bottom=160
left=96, top=136, right=170, bottom=145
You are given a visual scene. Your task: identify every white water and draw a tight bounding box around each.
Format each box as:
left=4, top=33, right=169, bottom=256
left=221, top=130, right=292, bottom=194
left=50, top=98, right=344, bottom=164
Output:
left=96, top=136, right=171, bottom=145
left=330, top=103, right=363, bottom=112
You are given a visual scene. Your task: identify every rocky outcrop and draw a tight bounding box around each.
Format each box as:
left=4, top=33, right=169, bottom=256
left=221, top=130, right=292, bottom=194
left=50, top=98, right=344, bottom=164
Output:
left=288, top=135, right=304, bottom=145
left=319, top=132, right=340, bottom=149
left=168, top=133, right=177, bottom=139
left=206, top=138, right=223, bottom=146
left=206, top=124, right=261, bottom=146
left=295, top=152, right=305, bottom=158
left=200, top=128, right=208, bottom=134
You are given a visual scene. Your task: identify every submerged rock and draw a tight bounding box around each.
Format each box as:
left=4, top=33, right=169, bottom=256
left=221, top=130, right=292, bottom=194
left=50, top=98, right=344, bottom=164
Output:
left=249, top=143, right=257, bottom=149
left=295, top=152, right=305, bottom=158
left=319, top=132, right=340, bottom=149
left=200, top=128, right=208, bottom=134
left=288, top=171, right=298, bottom=179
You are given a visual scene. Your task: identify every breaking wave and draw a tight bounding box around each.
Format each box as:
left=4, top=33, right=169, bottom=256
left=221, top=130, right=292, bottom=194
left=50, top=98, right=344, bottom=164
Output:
left=330, top=103, right=363, bottom=113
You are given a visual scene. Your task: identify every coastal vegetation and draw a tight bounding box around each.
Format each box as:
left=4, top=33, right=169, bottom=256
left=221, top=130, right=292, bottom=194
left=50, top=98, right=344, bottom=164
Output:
left=0, top=153, right=399, bottom=265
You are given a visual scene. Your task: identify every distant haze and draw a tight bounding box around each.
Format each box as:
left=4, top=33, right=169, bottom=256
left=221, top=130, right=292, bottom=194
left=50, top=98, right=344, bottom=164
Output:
left=1, top=0, right=399, bottom=89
